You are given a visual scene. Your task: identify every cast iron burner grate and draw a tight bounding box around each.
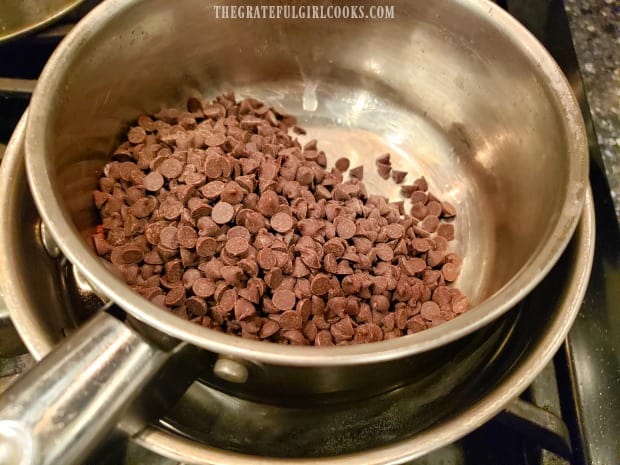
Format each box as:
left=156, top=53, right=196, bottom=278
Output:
left=0, top=1, right=618, bottom=465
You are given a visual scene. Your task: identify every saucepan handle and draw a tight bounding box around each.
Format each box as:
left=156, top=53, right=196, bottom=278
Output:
left=0, top=311, right=170, bottom=465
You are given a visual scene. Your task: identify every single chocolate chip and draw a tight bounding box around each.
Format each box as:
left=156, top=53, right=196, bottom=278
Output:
left=272, top=289, right=296, bottom=311
left=413, top=176, right=428, bottom=192
left=442, top=262, right=460, bottom=282
left=212, top=201, right=235, bottom=224
left=164, top=286, right=186, bottom=307
left=376, top=163, right=391, bottom=180
left=235, top=298, right=256, bottom=320
left=257, top=248, right=278, bottom=270
left=186, top=296, right=208, bottom=316
left=195, top=236, right=218, bottom=257
left=385, top=223, right=405, bottom=239
left=391, top=170, right=407, bottom=184
left=178, top=226, right=197, bottom=249
left=310, top=274, right=331, bottom=296
left=437, top=223, right=455, bottom=241
left=422, top=215, right=439, bottom=233
left=259, top=319, right=280, bottom=338
left=225, top=236, right=250, bottom=256
left=441, top=201, right=457, bottom=218
left=335, top=157, right=350, bottom=172
left=193, top=278, right=216, bottom=298
left=336, top=218, right=356, bottom=240
left=219, top=289, right=237, bottom=312
left=257, top=190, right=280, bottom=217
left=412, top=238, right=431, bottom=253
left=426, top=200, right=442, bottom=217
left=315, top=330, right=334, bottom=346
left=144, top=172, right=164, bottom=191
left=110, top=245, right=145, bottom=266
left=279, top=310, right=302, bottom=330
left=349, top=165, right=363, bottom=180
left=427, top=249, right=445, bottom=267
left=452, top=295, right=469, bottom=314
left=271, top=212, right=294, bottom=233
left=161, top=199, right=184, bottom=220
left=160, top=158, right=184, bottom=179
left=375, top=244, right=394, bottom=262
left=128, top=126, right=147, bottom=144
left=420, top=301, right=441, bottom=320
left=376, top=153, right=390, bottom=165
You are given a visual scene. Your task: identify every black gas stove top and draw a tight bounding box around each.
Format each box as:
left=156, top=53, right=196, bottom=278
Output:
left=0, top=1, right=618, bottom=465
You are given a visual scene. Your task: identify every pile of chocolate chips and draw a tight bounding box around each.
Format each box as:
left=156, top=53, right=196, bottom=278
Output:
left=91, top=92, right=469, bottom=346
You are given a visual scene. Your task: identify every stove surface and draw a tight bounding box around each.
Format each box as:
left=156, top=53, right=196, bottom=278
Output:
left=0, top=1, right=618, bottom=465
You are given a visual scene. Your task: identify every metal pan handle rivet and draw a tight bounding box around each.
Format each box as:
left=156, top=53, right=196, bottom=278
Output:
left=213, top=357, right=249, bottom=384
left=38, top=221, right=61, bottom=259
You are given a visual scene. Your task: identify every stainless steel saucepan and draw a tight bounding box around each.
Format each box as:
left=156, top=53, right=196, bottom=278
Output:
left=0, top=0, right=588, bottom=464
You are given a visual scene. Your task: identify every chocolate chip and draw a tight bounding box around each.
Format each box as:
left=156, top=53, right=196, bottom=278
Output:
left=225, top=237, right=249, bottom=256
left=441, top=262, right=460, bottom=282
left=375, top=244, right=394, bottom=262
left=110, top=244, right=144, bottom=266
left=385, top=223, right=404, bottom=239
left=257, top=190, right=280, bottom=217
left=376, top=153, right=390, bottom=165
left=426, top=201, right=442, bottom=217
left=195, top=236, right=218, bottom=257
left=441, top=201, right=457, bottom=218
left=452, top=295, right=469, bottom=314
left=349, top=165, right=363, bottom=180
left=186, top=296, right=207, bottom=316
left=427, top=249, right=445, bottom=267
left=315, top=330, right=334, bottom=346
left=336, top=218, right=356, bottom=240
left=421, top=215, right=439, bottom=233
left=420, top=301, right=441, bottom=321
left=310, top=274, right=331, bottom=296
left=164, top=286, right=185, bottom=306
left=411, top=202, right=428, bottom=220
left=178, top=226, right=197, bottom=248
left=413, top=176, right=428, bottom=192
left=335, top=157, right=350, bottom=172
left=437, top=223, right=455, bottom=241
left=272, top=289, right=296, bottom=311
left=211, top=201, right=235, bottom=224
left=376, top=163, right=391, bottom=180
left=391, top=170, right=407, bottom=184
left=412, top=238, right=431, bottom=253
left=204, top=132, right=227, bottom=147
left=192, top=278, right=215, bottom=298
left=144, top=172, right=164, bottom=191
left=160, top=158, right=184, bottom=179
left=160, top=199, right=184, bottom=220
left=279, top=310, right=303, bottom=330
left=271, top=212, right=294, bottom=233
left=218, top=289, right=237, bottom=313
left=234, top=298, right=256, bottom=320
left=257, top=248, right=277, bottom=270
left=331, top=317, right=355, bottom=341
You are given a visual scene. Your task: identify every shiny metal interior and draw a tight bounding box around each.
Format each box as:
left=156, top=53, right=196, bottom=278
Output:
left=25, top=0, right=587, bottom=366
left=0, top=112, right=595, bottom=461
